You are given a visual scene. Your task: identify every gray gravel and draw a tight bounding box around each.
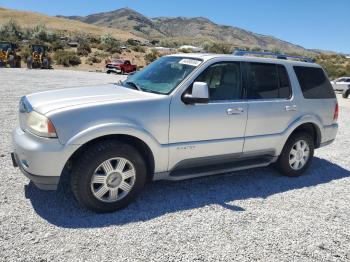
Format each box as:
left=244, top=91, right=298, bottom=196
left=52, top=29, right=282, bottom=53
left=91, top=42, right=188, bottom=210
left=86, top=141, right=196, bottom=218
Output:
left=0, top=68, right=350, bottom=262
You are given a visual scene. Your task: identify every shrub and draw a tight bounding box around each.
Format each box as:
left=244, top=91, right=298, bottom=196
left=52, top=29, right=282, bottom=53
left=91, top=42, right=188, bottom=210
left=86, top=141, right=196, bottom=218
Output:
left=131, top=45, right=146, bottom=53
left=86, top=56, right=101, bottom=65
left=54, top=50, right=81, bottom=66
left=20, top=45, right=32, bottom=61
left=77, top=42, right=91, bottom=56
left=100, top=33, right=122, bottom=53
left=144, top=49, right=160, bottom=64
left=85, top=51, right=109, bottom=65
left=50, top=41, right=65, bottom=51
left=204, top=42, right=232, bottom=54
left=0, top=19, right=22, bottom=41
left=31, top=24, right=49, bottom=42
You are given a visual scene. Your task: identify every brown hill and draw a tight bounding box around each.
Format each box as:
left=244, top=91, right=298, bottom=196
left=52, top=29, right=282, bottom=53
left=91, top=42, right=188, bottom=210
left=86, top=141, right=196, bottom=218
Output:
left=64, top=7, right=309, bottom=53
left=0, top=7, right=143, bottom=41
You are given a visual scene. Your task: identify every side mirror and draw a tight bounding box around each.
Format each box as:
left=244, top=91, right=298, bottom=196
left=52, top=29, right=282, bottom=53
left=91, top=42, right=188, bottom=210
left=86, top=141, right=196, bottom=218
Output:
left=182, top=82, right=209, bottom=104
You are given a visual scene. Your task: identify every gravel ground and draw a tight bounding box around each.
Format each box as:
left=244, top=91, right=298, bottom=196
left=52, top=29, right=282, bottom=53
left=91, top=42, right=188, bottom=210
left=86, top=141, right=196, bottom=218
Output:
left=0, top=68, right=350, bottom=262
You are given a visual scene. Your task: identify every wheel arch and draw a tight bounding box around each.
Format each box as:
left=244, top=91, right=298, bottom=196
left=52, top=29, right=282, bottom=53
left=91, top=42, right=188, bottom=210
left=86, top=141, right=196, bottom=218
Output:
left=287, top=122, right=321, bottom=148
left=63, top=134, right=156, bottom=184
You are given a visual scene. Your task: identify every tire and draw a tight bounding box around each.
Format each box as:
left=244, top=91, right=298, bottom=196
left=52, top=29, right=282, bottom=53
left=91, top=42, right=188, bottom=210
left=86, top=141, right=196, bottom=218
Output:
left=275, top=132, right=314, bottom=177
left=26, top=57, right=33, bottom=69
left=342, top=89, right=350, bottom=99
left=8, top=55, right=15, bottom=68
left=15, top=59, right=21, bottom=68
left=71, top=140, right=147, bottom=213
left=107, top=70, right=111, bottom=74
left=42, top=58, right=49, bottom=69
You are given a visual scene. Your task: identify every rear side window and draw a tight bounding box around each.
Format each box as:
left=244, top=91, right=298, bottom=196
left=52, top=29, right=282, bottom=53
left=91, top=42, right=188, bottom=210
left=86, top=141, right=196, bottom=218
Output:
left=294, top=66, right=335, bottom=99
left=245, top=63, right=291, bottom=99
left=277, top=65, right=292, bottom=98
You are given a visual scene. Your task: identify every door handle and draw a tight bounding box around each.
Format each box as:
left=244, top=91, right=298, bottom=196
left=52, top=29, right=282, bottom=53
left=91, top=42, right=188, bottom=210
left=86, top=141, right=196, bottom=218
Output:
left=285, top=105, right=297, bottom=111
left=227, top=108, right=244, bottom=115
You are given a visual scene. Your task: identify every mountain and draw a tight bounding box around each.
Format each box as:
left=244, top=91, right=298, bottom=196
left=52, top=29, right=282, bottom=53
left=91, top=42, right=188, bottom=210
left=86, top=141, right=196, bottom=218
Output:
left=0, top=7, right=143, bottom=41
left=63, top=7, right=309, bottom=53
left=63, top=8, right=165, bottom=39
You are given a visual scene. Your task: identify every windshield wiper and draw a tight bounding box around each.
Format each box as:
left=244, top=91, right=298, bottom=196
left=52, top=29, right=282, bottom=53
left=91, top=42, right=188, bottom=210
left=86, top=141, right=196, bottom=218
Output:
left=141, top=89, right=164, bottom=95
left=125, top=81, right=142, bottom=91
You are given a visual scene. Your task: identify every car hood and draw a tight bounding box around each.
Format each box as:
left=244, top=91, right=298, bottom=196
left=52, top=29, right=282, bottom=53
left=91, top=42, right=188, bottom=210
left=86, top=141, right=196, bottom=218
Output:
left=26, top=84, right=159, bottom=114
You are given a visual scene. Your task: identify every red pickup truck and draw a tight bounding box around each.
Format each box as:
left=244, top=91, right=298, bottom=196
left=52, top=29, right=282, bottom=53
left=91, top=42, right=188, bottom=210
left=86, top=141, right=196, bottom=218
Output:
left=106, top=59, right=137, bottom=74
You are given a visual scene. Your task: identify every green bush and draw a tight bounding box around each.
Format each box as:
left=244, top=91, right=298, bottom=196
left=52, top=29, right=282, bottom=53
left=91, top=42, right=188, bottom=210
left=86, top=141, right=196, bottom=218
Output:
left=0, top=19, right=22, bottom=41
left=131, top=45, right=146, bottom=53
left=203, top=42, right=232, bottom=54
left=77, top=42, right=91, bottom=56
left=54, top=50, right=81, bottom=66
left=50, top=41, right=65, bottom=51
left=100, top=33, right=122, bottom=54
left=144, top=49, right=160, bottom=64
left=85, top=51, right=109, bottom=65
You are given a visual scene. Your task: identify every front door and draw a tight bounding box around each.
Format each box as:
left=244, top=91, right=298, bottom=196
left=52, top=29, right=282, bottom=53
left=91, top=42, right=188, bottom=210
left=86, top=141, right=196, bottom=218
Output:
left=168, top=61, right=248, bottom=170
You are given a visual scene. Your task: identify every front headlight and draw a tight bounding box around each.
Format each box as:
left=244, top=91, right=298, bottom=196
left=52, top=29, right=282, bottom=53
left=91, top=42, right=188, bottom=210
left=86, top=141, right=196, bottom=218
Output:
left=26, top=111, right=57, bottom=138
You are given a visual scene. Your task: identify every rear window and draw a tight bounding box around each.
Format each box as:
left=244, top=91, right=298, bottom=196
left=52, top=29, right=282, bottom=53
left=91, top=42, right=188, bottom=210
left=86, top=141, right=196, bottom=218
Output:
left=294, top=66, right=335, bottom=99
left=245, top=63, right=291, bottom=99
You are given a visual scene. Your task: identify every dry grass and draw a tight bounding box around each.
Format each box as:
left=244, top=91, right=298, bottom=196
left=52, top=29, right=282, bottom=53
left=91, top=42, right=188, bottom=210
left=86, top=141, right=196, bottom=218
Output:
left=0, top=7, right=144, bottom=41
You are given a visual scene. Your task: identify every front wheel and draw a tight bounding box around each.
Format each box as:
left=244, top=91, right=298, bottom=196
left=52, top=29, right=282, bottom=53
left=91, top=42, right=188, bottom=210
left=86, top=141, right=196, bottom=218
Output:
left=343, top=89, right=350, bottom=99
left=26, top=57, right=33, bottom=69
left=8, top=55, right=15, bottom=68
left=71, top=140, right=147, bottom=213
left=275, top=132, right=314, bottom=177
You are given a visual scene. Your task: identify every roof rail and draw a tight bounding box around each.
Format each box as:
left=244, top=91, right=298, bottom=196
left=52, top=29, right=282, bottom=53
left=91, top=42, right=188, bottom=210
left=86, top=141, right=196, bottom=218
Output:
left=233, top=50, right=314, bottom=63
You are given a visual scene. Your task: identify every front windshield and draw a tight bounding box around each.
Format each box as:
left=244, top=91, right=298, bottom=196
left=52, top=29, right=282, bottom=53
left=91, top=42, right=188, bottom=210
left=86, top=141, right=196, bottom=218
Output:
left=0, top=43, right=11, bottom=51
left=124, top=56, right=202, bottom=94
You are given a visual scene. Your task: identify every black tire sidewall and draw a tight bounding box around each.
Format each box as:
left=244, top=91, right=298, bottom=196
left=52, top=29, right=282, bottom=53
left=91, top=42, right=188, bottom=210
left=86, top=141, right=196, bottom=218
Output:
left=343, top=89, right=350, bottom=98
left=71, top=141, right=147, bottom=212
left=276, top=132, right=314, bottom=177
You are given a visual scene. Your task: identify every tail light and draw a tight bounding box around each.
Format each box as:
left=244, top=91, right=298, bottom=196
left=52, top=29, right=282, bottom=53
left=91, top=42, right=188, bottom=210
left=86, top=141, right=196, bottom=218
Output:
left=333, top=102, right=339, bottom=121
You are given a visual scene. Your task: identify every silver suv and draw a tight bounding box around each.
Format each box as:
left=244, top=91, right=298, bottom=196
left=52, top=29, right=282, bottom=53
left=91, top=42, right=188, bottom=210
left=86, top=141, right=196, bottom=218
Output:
left=12, top=52, right=338, bottom=212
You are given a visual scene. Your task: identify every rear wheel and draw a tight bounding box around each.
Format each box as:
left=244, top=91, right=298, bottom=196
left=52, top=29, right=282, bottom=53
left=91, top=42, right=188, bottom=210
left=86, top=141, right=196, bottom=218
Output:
left=26, top=57, right=33, bottom=69
left=342, top=89, right=350, bottom=99
left=8, top=55, right=15, bottom=68
left=42, top=58, right=49, bottom=69
left=275, top=132, right=314, bottom=177
left=71, top=140, right=147, bottom=213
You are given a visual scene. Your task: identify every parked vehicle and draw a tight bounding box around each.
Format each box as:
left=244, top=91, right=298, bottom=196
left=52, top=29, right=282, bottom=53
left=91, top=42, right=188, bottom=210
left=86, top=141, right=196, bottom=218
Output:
left=12, top=52, right=338, bottom=213
left=106, top=59, right=137, bottom=74
left=331, top=77, right=350, bottom=98
left=0, top=42, right=21, bottom=68
left=26, top=44, right=50, bottom=69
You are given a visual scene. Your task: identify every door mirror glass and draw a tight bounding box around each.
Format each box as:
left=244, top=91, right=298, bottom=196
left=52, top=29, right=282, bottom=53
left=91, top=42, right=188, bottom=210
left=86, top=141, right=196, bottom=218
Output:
left=182, top=82, right=209, bottom=104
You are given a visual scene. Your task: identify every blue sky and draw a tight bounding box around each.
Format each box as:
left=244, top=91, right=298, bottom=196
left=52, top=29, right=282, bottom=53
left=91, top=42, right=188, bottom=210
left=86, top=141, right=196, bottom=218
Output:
left=0, top=0, right=349, bottom=53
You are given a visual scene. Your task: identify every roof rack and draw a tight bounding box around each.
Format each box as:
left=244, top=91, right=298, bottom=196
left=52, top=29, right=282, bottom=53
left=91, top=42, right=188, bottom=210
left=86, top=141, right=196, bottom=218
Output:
left=233, top=50, right=314, bottom=63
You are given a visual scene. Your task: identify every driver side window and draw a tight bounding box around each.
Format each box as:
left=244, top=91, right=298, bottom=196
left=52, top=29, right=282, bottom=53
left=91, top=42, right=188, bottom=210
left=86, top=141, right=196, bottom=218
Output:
left=195, top=62, right=242, bottom=101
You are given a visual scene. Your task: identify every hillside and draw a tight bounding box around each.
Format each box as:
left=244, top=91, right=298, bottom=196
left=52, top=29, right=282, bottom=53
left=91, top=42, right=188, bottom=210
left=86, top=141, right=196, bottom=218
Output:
left=63, top=8, right=165, bottom=39
left=0, top=7, right=143, bottom=41
left=63, top=7, right=309, bottom=54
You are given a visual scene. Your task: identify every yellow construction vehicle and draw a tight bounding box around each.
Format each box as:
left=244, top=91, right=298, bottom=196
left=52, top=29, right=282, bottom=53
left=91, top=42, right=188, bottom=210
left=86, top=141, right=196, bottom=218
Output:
left=26, top=44, right=50, bottom=69
left=0, top=42, right=21, bottom=68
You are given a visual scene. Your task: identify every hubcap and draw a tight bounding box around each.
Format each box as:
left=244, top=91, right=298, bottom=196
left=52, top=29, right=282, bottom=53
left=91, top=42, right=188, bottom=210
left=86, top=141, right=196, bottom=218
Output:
left=289, top=140, right=310, bottom=170
left=90, top=157, right=136, bottom=203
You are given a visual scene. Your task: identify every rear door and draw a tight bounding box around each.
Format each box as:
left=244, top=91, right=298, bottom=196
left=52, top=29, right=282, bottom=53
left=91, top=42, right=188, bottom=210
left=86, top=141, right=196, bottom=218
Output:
left=242, top=62, right=297, bottom=154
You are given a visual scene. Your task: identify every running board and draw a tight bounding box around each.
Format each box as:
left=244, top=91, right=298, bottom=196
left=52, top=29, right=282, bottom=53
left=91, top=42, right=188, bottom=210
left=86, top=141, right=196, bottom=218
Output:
left=153, top=156, right=276, bottom=181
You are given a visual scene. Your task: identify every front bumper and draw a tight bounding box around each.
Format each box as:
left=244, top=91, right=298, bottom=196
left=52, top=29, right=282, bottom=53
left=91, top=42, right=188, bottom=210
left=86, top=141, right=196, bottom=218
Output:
left=12, top=128, right=79, bottom=190
left=11, top=152, right=60, bottom=190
